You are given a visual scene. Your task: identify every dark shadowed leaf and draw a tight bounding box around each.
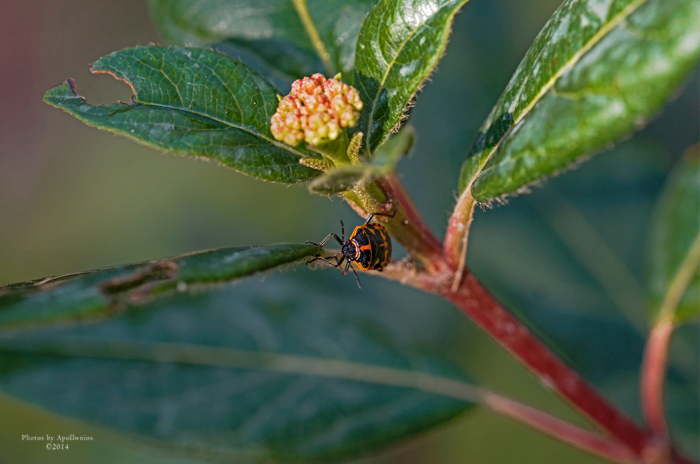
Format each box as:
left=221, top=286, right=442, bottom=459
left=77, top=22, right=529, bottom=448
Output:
left=459, top=0, right=700, bottom=203
left=308, top=126, right=415, bottom=195
left=647, top=146, right=700, bottom=325
left=354, top=0, right=469, bottom=154
left=0, top=245, right=318, bottom=330
left=0, top=269, right=475, bottom=463
left=43, top=46, right=320, bottom=184
left=148, top=0, right=377, bottom=80
left=216, top=38, right=324, bottom=86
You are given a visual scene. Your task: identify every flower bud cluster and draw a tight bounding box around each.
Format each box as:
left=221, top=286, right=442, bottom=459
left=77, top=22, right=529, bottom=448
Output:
left=271, top=74, right=363, bottom=147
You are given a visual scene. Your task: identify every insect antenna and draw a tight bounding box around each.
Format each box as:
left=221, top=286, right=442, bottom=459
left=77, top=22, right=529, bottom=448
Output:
left=364, top=210, right=397, bottom=225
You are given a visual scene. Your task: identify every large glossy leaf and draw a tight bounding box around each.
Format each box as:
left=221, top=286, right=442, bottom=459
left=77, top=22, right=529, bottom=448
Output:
left=354, top=0, right=469, bottom=154
left=458, top=0, right=700, bottom=203
left=43, top=46, right=320, bottom=184
left=0, top=270, right=475, bottom=463
left=148, top=0, right=377, bottom=80
left=647, top=146, right=700, bottom=325
left=0, top=244, right=318, bottom=330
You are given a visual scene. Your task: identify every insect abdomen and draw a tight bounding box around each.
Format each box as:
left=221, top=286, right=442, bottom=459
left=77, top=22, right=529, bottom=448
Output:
left=363, top=224, right=392, bottom=271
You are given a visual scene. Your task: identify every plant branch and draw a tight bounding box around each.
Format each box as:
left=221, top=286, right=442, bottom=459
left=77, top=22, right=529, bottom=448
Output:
left=358, top=176, right=691, bottom=464
left=443, top=273, right=650, bottom=457
left=385, top=174, right=443, bottom=255
left=375, top=191, right=649, bottom=458
left=383, top=174, right=446, bottom=273
left=382, top=261, right=700, bottom=463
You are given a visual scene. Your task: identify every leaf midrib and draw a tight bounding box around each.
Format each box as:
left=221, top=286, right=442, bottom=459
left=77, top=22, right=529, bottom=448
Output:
left=112, top=52, right=306, bottom=158
left=136, top=100, right=307, bottom=158
left=291, top=0, right=335, bottom=75
left=0, top=336, right=482, bottom=403
left=467, top=0, right=649, bottom=194
left=92, top=47, right=309, bottom=160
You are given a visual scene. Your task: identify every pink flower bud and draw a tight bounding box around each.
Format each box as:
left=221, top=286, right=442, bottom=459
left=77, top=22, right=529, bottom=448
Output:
left=270, top=74, right=364, bottom=147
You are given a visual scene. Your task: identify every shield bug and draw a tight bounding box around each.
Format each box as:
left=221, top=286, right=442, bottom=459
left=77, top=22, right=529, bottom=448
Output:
left=306, top=212, right=394, bottom=288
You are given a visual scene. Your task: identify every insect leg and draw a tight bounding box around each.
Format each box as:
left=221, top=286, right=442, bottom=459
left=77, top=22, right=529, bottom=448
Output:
left=333, top=258, right=361, bottom=288
left=306, top=252, right=342, bottom=268
left=349, top=264, right=361, bottom=289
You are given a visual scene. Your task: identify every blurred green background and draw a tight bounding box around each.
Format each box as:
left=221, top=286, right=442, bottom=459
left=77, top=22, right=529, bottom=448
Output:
left=0, top=0, right=697, bottom=463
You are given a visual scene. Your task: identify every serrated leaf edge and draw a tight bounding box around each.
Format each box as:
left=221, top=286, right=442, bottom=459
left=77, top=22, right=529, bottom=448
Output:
left=360, top=0, right=469, bottom=154
left=463, top=0, right=649, bottom=197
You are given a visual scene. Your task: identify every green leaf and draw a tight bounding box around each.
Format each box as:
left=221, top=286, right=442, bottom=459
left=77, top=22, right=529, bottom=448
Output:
left=647, top=146, right=700, bottom=325
left=0, top=244, right=318, bottom=330
left=148, top=0, right=377, bottom=80
left=43, top=46, right=320, bottom=184
left=459, top=0, right=700, bottom=203
left=218, top=38, right=325, bottom=83
left=0, top=270, right=475, bottom=462
left=308, top=126, right=415, bottom=195
left=354, top=0, right=469, bottom=154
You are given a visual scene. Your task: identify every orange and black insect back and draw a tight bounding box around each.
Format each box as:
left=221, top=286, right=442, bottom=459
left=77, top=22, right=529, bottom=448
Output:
left=306, top=212, right=394, bottom=288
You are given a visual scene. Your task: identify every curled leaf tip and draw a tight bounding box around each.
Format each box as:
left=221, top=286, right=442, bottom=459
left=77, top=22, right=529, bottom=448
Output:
left=347, top=132, right=364, bottom=165
left=299, top=157, right=333, bottom=171
left=270, top=73, right=363, bottom=147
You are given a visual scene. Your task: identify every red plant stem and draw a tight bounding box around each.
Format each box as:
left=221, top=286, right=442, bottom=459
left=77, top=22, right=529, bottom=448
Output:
left=639, top=323, right=697, bottom=464
left=641, top=321, right=673, bottom=439
left=483, top=393, right=637, bottom=463
left=385, top=174, right=444, bottom=258
left=441, top=273, right=650, bottom=457
left=371, top=175, right=696, bottom=463
left=380, top=268, right=656, bottom=460
left=376, top=174, right=448, bottom=274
